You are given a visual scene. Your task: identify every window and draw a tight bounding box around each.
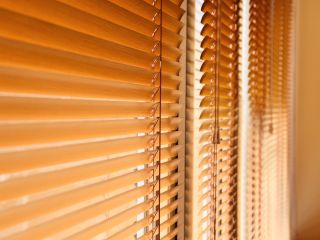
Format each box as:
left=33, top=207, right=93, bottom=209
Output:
left=186, top=0, right=240, bottom=239
left=246, top=0, right=293, bottom=239
left=0, top=0, right=184, bottom=239
left=0, top=0, right=294, bottom=239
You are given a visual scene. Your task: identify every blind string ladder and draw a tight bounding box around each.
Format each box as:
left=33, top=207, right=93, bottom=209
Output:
left=148, top=0, right=163, bottom=239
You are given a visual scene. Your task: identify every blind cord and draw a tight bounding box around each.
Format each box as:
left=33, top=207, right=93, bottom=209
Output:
left=149, top=0, right=162, bottom=239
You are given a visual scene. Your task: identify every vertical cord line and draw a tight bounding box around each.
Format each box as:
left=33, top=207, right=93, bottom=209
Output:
left=248, top=3, right=258, bottom=238
left=257, top=123, right=262, bottom=240
left=257, top=6, right=263, bottom=238
left=269, top=0, right=274, bottom=134
left=213, top=0, right=221, bottom=239
left=215, top=1, right=221, bottom=145
left=149, top=1, right=162, bottom=239
left=210, top=0, right=218, bottom=238
left=239, top=0, right=250, bottom=238
left=158, top=0, right=162, bottom=238
left=258, top=4, right=269, bottom=238
left=234, top=2, right=240, bottom=238
left=278, top=0, right=285, bottom=233
left=208, top=0, right=217, bottom=239
left=258, top=116, right=263, bottom=240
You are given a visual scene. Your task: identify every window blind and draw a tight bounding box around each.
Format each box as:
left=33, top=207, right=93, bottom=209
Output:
left=186, top=0, right=240, bottom=239
left=247, top=0, right=293, bottom=239
left=0, top=0, right=185, bottom=239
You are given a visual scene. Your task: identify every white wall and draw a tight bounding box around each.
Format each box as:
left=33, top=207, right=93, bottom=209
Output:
left=296, top=0, right=320, bottom=239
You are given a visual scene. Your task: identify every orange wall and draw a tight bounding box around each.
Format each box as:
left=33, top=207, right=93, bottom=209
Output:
left=296, top=0, right=320, bottom=239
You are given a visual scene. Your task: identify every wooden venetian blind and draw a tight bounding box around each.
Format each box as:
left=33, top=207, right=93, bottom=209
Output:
left=247, top=0, right=293, bottom=239
left=0, top=0, right=185, bottom=239
left=186, top=0, right=240, bottom=239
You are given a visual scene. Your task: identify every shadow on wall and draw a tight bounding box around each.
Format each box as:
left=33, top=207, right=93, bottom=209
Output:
left=296, top=0, right=320, bottom=239
left=296, top=214, right=320, bottom=240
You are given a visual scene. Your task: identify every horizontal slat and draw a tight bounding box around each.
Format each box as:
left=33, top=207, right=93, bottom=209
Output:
left=201, top=45, right=238, bottom=62
left=160, top=214, right=179, bottom=232
left=199, top=134, right=238, bottom=143
left=202, top=0, right=238, bottom=17
left=199, top=172, right=235, bottom=192
left=199, top=155, right=237, bottom=169
left=201, top=11, right=216, bottom=27
left=69, top=203, right=150, bottom=240
left=0, top=159, right=180, bottom=231
left=200, top=86, right=234, bottom=97
left=0, top=69, right=179, bottom=105
left=0, top=171, right=149, bottom=231
left=161, top=158, right=180, bottom=172
left=200, top=70, right=237, bottom=84
left=6, top=186, right=152, bottom=240
left=0, top=131, right=180, bottom=173
left=0, top=118, right=180, bottom=147
left=0, top=38, right=181, bottom=89
left=200, top=97, right=237, bottom=108
left=0, top=0, right=182, bottom=48
left=60, top=0, right=182, bottom=46
left=200, top=82, right=239, bottom=93
left=161, top=172, right=179, bottom=189
left=5, top=174, right=178, bottom=240
left=199, top=173, right=237, bottom=193
left=0, top=9, right=180, bottom=75
left=110, top=0, right=183, bottom=31
left=141, top=213, right=180, bottom=240
left=48, top=0, right=164, bottom=56
left=199, top=132, right=237, bottom=143
left=201, top=36, right=237, bottom=55
left=0, top=148, right=178, bottom=202
left=200, top=119, right=234, bottom=130
left=0, top=10, right=180, bottom=75
left=161, top=200, right=179, bottom=216
left=143, top=0, right=185, bottom=19
left=201, top=24, right=238, bottom=43
left=200, top=109, right=238, bottom=119
left=161, top=228, right=178, bottom=240
left=161, top=186, right=179, bottom=203
left=199, top=190, right=211, bottom=205
left=201, top=58, right=238, bottom=72
left=199, top=190, right=237, bottom=213
left=108, top=217, right=149, bottom=240
left=0, top=96, right=179, bottom=120
left=201, top=48, right=238, bottom=63
left=201, top=52, right=238, bottom=70
left=169, top=0, right=184, bottom=5
left=199, top=141, right=237, bottom=155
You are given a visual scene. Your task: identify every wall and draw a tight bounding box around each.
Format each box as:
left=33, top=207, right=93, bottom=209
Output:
left=296, top=0, right=320, bottom=239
